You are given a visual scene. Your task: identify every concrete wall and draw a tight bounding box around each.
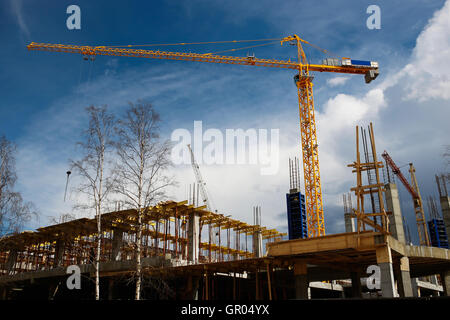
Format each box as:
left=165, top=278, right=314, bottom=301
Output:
left=252, top=231, right=263, bottom=258
left=385, top=183, right=406, bottom=243
left=344, top=213, right=355, bottom=233
left=187, top=212, right=200, bottom=263
left=440, top=196, right=450, bottom=238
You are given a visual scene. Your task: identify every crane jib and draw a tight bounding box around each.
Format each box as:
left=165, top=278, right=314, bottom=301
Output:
left=27, top=42, right=378, bottom=76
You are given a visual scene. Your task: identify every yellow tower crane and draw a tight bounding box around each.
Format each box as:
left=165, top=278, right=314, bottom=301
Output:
left=27, top=35, right=379, bottom=238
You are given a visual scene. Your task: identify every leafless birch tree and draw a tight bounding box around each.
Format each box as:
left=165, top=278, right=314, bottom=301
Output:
left=0, top=136, right=37, bottom=236
left=113, top=101, right=174, bottom=300
left=70, top=105, right=115, bottom=300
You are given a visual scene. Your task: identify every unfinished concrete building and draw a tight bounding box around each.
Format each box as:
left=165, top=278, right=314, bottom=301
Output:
left=0, top=200, right=285, bottom=299
left=1, top=123, right=449, bottom=300
left=1, top=197, right=449, bottom=300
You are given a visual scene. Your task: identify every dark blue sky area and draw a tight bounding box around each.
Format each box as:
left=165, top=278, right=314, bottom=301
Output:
left=0, top=0, right=445, bottom=139
left=0, top=1, right=448, bottom=243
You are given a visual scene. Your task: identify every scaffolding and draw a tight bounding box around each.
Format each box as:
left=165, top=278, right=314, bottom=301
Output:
left=347, top=123, right=389, bottom=236
left=0, top=200, right=285, bottom=276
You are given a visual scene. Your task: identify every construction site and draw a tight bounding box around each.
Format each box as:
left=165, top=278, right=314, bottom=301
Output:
left=0, top=34, right=449, bottom=301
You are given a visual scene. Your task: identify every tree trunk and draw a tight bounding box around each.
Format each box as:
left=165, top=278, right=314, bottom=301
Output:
left=95, top=207, right=101, bottom=300
left=135, top=207, right=142, bottom=300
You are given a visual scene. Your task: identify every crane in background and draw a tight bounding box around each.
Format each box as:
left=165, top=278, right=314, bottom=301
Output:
left=27, top=35, right=379, bottom=238
left=381, top=151, right=430, bottom=246
left=187, top=144, right=214, bottom=213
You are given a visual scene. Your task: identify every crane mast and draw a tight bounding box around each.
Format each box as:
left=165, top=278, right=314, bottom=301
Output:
left=381, top=151, right=430, bottom=246
left=281, top=35, right=324, bottom=236
left=27, top=36, right=379, bottom=238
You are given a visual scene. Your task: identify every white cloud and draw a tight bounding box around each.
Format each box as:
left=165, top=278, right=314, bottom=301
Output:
left=326, top=76, right=350, bottom=87
left=391, top=0, right=450, bottom=101
left=9, top=0, right=30, bottom=37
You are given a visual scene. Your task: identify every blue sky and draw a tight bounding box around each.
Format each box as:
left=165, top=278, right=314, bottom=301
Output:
left=1, top=0, right=449, bottom=245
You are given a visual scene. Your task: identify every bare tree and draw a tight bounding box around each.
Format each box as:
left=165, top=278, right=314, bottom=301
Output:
left=0, top=136, right=37, bottom=235
left=48, top=212, right=76, bottom=225
left=70, top=105, right=115, bottom=300
left=113, top=101, right=174, bottom=300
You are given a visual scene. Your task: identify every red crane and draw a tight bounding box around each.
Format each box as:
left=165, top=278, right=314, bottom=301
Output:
left=381, top=151, right=430, bottom=246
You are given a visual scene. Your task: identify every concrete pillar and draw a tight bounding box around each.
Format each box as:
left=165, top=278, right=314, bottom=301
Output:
left=54, top=239, right=65, bottom=267
left=385, top=183, right=406, bottom=243
left=108, top=279, right=114, bottom=300
left=111, top=229, right=123, bottom=261
left=439, top=196, right=450, bottom=238
left=350, top=272, right=362, bottom=298
left=252, top=231, right=263, bottom=258
left=344, top=213, right=355, bottom=233
left=5, top=249, right=18, bottom=274
left=396, top=257, right=413, bottom=297
left=48, top=283, right=57, bottom=300
left=441, top=271, right=450, bottom=297
left=1, top=287, right=7, bottom=300
left=187, top=275, right=200, bottom=300
left=293, top=261, right=309, bottom=299
left=411, top=278, right=420, bottom=297
left=376, top=246, right=397, bottom=297
left=188, top=212, right=200, bottom=263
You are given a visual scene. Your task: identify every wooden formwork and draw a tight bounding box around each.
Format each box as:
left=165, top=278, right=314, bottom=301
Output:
left=0, top=200, right=286, bottom=277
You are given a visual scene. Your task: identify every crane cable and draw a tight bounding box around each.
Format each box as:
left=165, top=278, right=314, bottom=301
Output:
left=90, top=36, right=343, bottom=60
left=205, top=40, right=280, bottom=56
left=102, top=38, right=283, bottom=48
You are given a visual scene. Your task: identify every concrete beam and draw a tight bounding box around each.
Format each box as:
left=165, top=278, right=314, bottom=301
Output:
left=309, top=281, right=344, bottom=292
left=416, top=279, right=443, bottom=292
left=267, top=232, right=382, bottom=257
left=0, top=255, right=173, bottom=285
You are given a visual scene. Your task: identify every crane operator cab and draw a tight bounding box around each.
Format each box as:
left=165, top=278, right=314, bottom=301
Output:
left=294, top=72, right=314, bottom=86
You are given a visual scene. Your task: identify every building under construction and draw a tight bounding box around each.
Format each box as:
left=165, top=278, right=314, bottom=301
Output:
left=1, top=204, right=449, bottom=300
left=1, top=35, right=448, bottom=300
left=1, top=124, right=449, bottom=300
